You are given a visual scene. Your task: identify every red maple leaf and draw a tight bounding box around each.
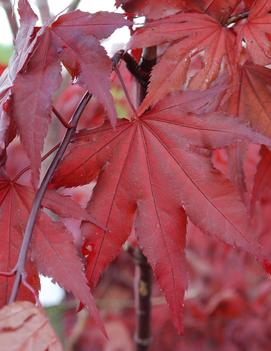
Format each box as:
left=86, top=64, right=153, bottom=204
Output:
left=51, top=89, right=270, bottom=332
left=129, top=13, right=236, bottom=114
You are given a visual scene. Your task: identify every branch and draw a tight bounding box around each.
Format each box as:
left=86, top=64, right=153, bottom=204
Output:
left=8, top=92, right=92, bottom=304
left=2, top=0, right=18, bottom=39
left=67, top=0, right=81, bottom=12
left=112, top=50, right=148, bottom=87
left=113, top=63, right=138, bottom=118
left=52, top=106, right=72, bottom=129
left=133, top=249, right=152, bottom=351
left=36, top=0, right=51, bottom=23
left=133, top=46, right=157, bottom=351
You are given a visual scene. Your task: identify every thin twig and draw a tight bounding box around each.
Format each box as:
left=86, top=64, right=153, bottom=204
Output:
left=36, top=0, right=51, bottom=23
left=2, top=0, right=18, bottom=39
left=8, top=92, right=92, bottom=304
left=67, top=0, right=81, bottom=12
left=134, top=249, right=152, bottom=351
left=133, top=46, right=157, bottom=351
left=114, top=64, right=138, bottom=118
left=112, top=50, right=148, bottom=86
left=52, top=106, right=71, bottom=129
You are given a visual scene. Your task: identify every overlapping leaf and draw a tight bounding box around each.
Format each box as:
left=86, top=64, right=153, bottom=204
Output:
left=0, top=170, right=103, bottom=328
left=0, top=0, right=37, bottom=161
left=251, top=145, right=271, bottom=210
left=52, top=90, right=271, bottom=332
left=235, top=0, right=271, bottom=65
left=0, top=1, right=129, bottom=184
left=116, top=0, right=242, bottom=21
left=129, top=13, right=236, bottom=114
left=12, top=30, right=62, bottom=186
left=50, top=10, right=129, bottom=125
left=222, top=63, right=271, bottom=137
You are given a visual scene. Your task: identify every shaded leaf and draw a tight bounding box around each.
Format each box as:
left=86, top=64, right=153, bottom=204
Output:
left=51, top=11, right=130, bottom=125
left=223, top=63, right=271, bottom=137
left=0, top=172, right=103, bottom=330
left=0, top=301, right=63, bottom=351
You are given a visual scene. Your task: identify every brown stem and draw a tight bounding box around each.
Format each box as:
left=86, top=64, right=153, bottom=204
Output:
left=8, top=92, right=92, bottom=304
left=36, top=0, right=51, bottom=23
left=134, top=249, right=152, bottom=351
left=112, top=50, right=148, bottom=86
left=52, top=106, right=71, bottom=129
left=2, top=0, right=18, bottom=39
left=133, top=46, right=156, bottom=351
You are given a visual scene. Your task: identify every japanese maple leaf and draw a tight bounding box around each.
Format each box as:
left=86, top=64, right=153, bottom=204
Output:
left=51, top=90, right=270, bottom=332
left=235, top=0, right=271, bottom=65
left=222, top=63, right=271, bottom=137
left=0, top=171, right=103, bottom=329
left=129, top=13, right=236, bottom=114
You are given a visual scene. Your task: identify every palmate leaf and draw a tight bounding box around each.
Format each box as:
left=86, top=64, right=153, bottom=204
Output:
left=52, top=90, right=271, bottom=333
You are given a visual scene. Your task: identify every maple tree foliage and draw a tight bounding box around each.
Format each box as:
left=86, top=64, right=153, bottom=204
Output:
left=1, top=0, right=271, bottom=349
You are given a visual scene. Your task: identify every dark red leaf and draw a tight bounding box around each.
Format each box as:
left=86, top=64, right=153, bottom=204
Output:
left=52, top=90, right=270, bottom=332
